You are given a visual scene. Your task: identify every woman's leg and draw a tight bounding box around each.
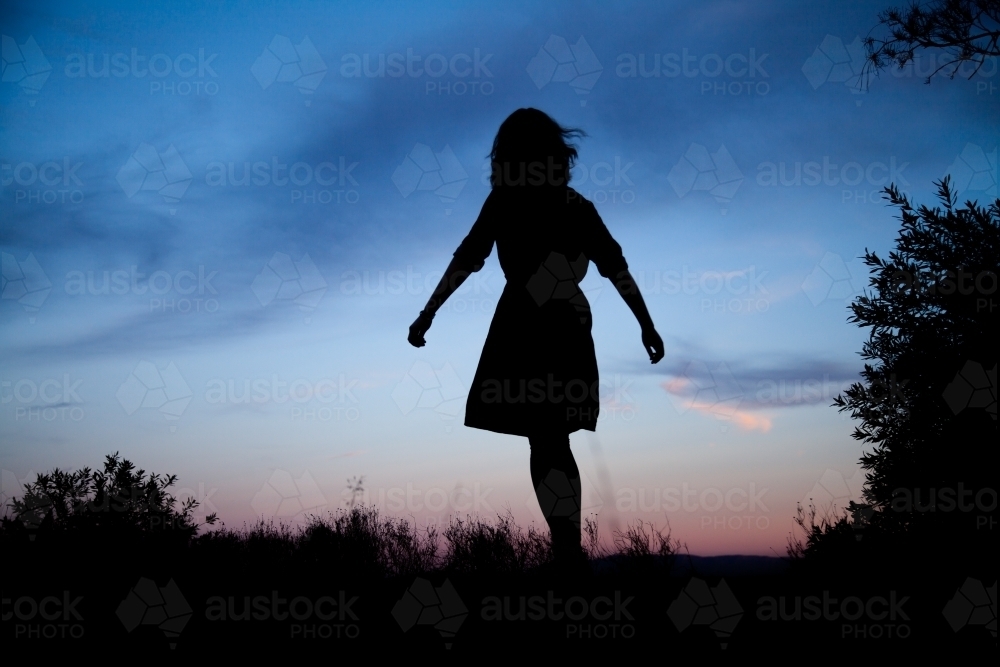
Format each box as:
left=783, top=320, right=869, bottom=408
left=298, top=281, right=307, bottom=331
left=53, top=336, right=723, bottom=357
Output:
left=528, top=433, right=583, bottom=559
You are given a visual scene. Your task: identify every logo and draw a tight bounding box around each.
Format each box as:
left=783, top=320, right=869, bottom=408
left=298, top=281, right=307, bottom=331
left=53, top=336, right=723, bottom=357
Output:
left=251, top=35, right=327, bottom=103
left=945, top=143, right=997, bottom=199
left=1, top=252, right=51, bottom=322
left=942, top=578, right=997, bottom=636
left=392, top=143, right=468, bottom=208
left=526, top=467, right=604, bottom=525
left=250, top=469, right=328, bottom=521
left=1, top=35, right=51, bottom=102
left=804, top=469, right=871, bottom=539
left=802, top=468, right=865, bottom=514
left=1, top=469, right=35, bottom=516
left=541, top=469, right=580, bottom=527
left=116, top=361, right=193, bottom=427
left=527, top=35, right=602, bottom=104
left=251, top=252, right=328, bottom=323
left=802, top=35, right=866, bottom=104
left=801, top=252, right=866, bottom=306
left=525, top=251, right=597, bottom=321
left=668, top=577, right=743, bottom=649
left=116, top=143, right=193, bottom=212
left=392, top=577, right=468, bottom=649
left=667, top=143, right=743, bottom=213
left=664, top=361, right=743, bottom=421
left=391, top=361, right=466, bottom=425
left=943, top=361, right=997, bottom=420
left=116, top=577, right=192, bottom=649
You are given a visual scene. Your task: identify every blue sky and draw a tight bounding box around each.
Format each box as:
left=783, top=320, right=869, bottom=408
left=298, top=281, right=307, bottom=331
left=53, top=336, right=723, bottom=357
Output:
left=1, top=0, right=996, bottom=554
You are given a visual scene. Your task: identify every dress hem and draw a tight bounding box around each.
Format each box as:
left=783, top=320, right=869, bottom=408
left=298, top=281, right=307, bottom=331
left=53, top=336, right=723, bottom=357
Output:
left=463, top=420, right=596, bottom=437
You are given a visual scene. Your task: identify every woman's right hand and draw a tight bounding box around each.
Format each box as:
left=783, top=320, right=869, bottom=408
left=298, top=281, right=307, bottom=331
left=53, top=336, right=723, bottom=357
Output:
left=408, top=310, right=434, bottom=348
left=642, top=327, right=664, bottom=364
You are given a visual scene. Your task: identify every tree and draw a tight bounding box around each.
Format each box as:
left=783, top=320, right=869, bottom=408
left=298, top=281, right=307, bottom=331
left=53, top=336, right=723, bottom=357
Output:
left=796, top=179, right=997, bottom=567
left=864, top=0, right=1000, bottom=82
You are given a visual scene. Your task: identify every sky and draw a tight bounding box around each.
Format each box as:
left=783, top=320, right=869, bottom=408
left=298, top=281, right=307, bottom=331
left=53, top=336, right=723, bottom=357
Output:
left=1, top=0, right=996, bottom=555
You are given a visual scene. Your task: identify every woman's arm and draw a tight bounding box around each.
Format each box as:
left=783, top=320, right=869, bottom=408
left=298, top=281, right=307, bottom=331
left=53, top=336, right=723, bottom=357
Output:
left=409, top=193, right=497, bottom=348
left=611, top=269, right=665, bottom=363
left=407, top=257, right=473, bottom=347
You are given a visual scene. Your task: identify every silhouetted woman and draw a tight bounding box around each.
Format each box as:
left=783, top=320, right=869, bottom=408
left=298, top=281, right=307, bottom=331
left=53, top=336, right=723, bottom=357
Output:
left=408, top=108, right=664, bottom=565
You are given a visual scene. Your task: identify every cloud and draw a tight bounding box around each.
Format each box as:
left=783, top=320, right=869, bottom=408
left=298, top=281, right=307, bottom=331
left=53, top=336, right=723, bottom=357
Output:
left=655, top=347, right=859, bottom=419
left=667, top=392, right=774, bottom=432
left=731, top=411, right=773, bottom=432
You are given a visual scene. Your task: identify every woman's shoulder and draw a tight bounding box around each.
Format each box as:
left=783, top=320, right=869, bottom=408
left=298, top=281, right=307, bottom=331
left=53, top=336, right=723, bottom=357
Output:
left=563, top=187, right=599, bottom=213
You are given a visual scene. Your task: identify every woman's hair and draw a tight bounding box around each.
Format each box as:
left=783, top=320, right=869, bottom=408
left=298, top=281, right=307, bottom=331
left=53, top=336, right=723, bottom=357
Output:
left=489, top=108, right=584, bottom=188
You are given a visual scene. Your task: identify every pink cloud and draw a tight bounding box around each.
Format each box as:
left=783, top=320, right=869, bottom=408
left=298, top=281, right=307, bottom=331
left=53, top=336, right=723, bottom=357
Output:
left=661, top=381, right=773, bottom=432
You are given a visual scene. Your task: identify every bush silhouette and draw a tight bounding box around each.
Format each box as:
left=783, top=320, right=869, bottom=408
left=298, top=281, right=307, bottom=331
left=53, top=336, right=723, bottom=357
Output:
left=3, top=453, right=686, bottom=583
left=793, top=179, right=997, bottom=571
left=2, top=451, right=216, bottom=543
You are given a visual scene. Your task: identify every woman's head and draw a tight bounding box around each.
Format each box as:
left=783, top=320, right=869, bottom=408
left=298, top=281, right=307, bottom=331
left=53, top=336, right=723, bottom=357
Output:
left=489, top=108, right=584, bottom=188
